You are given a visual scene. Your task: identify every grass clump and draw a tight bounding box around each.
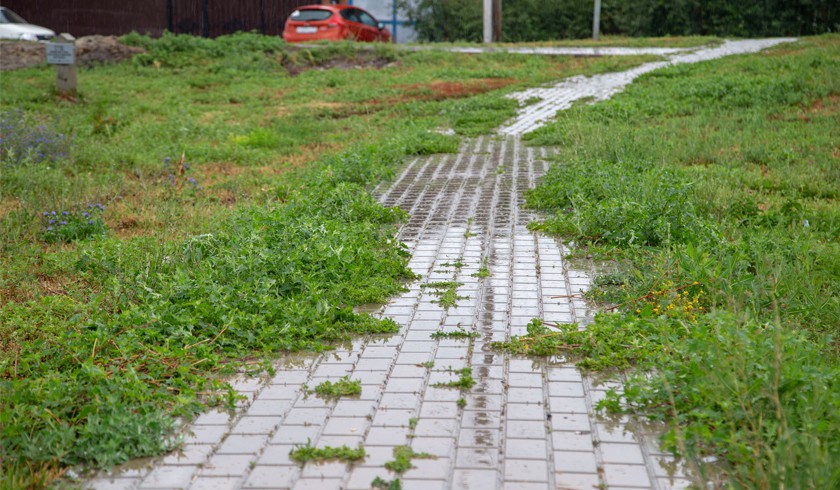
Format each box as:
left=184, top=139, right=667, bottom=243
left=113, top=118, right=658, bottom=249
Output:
left=311, top=376, right=362, bottom=398
left=289, top=441, right=366, bottom=463
left=517, top=36, right=840, bottom=487
left=384, top=446, right=435, bottom=473
left=421, top=281, right=467, bottom=308
left=432, top=368, right=476, bottom=389
left=430, top=328, right=478, bottom=339
left=372, top=477, right=402, bottom=489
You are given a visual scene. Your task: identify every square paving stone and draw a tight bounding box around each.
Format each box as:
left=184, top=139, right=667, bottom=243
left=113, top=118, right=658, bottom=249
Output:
left=183, top=425, right=228, bottom=445
left=414, top=418, right=458, bottom=437
left=366, top=427, right=407, bottom=446
left=201, top=454, right=254, bottom=477
left=247, top=400, right=294, bottom=417
left=243, top=466, right=299, bottom=489
left=554, top=472, right=602, bottom=490
left=193, top=410, right=235, bottom=425
left=550, top=413, right=591, bottom=432
left=139, top=466, right=195, bottom=489
left=599, top=442, right=646, bottom=465
left=384, top=377, right=424, bottom=393
left=550, top=396, right=588, bottom=414
left=258, top=444, right=296, bottom=466
left=505, top=438, right=547, bottom=460
left=411, top=437, right=456, bottom=458
left=552, top=431, right=595, bottom=451
left=420, top=401, right=460, bottom=419
left=322, top=417, right=369, bottom=436
left=505, top=420, right=547, bottom=439
left=217, top=434, right=269, bottom=455
left=332, top=400, right=376, bottom=418
left=292, top=479, right=342, bottom=490
left=455, top=447, right=499, bottom=469
left=602, top=464, right=652, bottom=487
left=460, top=410, right=501, bottom=429
left=506, top=388, right=544, bottom=404
left=458, top=428, right=500, bottom=448
left=189, top=478, right=242, bottom=490
left=300, top=461, right=348, bottom=479
left=161, top=444, right=213, bottom=466
left=232, top=416, right=283, bottom=435
left=402, top=458, right=451, bottom=480
left=553, top=450, right=598, bottom=474
left=548, top=382, right=585, bottom=397
left=371, top=408, right=414, bottom=427
left=270, top=425, right=320, bottom=445
left=283, top=408, right=329, bottom=426
left=506, top=403, right=547, bottom=421
left=503, top=459, right=548, bottom=482
left=451, top=469, right=497, bottom=490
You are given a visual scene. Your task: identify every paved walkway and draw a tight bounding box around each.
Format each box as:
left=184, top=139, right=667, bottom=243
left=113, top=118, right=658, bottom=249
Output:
left=88, top=38, right=795, bottom=490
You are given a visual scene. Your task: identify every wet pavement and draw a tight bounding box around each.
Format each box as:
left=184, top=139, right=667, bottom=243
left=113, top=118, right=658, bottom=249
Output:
left=87, top=38, right=795, bottom=490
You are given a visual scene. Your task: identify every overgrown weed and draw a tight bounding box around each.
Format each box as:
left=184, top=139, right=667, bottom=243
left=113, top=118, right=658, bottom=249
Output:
left=516, top=35, right=840, bottom=487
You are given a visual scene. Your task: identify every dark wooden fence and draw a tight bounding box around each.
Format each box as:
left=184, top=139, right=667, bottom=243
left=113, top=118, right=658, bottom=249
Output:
left=3, top=0, right=312, bottom=38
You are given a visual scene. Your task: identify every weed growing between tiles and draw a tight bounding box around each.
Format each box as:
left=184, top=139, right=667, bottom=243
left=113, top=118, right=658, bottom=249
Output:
left=514, top=36, right=840, bottom=488
left=383, top=446, right=436, bottom=473
left=289, top=441, right=366, bottom=463
left=308, top=376, right=363, bottom=398
left=430, top=328, right=479, bottom=339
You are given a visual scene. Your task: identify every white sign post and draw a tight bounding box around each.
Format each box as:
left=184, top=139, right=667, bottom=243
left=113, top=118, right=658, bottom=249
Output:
left=46, top=34, right=76, bottom=96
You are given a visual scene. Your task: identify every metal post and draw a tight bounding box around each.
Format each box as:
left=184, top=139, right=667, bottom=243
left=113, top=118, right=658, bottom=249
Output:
left=483, top=0, right=492, bottom=43
left=592, top=0, right=601, bottom=40
left=492, top=0, right=502, bottom=41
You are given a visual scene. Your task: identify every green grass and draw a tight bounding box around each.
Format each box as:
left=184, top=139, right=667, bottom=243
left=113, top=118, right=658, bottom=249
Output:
left=384, top=446, right=435, bottom=473
left=289, top=441, right=366, bottom=463
left=432, top=368, right=476, bottom=389
left=430, top=328, right=479, bottom=339
left=421, top=281, right=467, bottom=308
left=516, top=35, right=840, bottom=488
left=0, top=32, right=688, bottom=487
left=310, top=376, right=362, bottom=398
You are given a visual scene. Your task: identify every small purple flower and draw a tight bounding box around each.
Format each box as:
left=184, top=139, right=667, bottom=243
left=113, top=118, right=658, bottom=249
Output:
left=83, top=212, right=90, bottom=218
left=47, top=226, right=53, bottom=231
left=164, top=156, right=171, bottom=164
left=49, top=219, right=55, bottom=224
left=88, top=220, right=95, bottom=225
left=51, top=211, right=57, bottom=216
left=188, top=178, right=197, bottom=186
left=43, top=211, right=49, bottom=216
left=62, top=211, right=69, bottom=216
left=88, top=203, right=94, bottom=209
left=96, top=203, right=105, bottom=210
left=60, top=220, right=67, bottom=225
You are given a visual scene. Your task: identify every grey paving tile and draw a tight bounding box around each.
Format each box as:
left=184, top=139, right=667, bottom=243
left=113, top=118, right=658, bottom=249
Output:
left=243, top=466, right=299, bottom=489
left=201, top=454, right=254, bottom=477
left=189, top=477, right=241, bottom=490
left=503, top=459, right=548, bottom=482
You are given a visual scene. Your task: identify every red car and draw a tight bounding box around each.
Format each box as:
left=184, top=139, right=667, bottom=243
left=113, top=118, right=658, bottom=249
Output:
left=282, top=5, right=392, bottom=43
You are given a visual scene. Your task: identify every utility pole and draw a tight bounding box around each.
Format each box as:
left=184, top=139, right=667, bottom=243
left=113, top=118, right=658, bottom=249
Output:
left=592, top=0, right=601, bottom=40
left=492, top=0, right=502, bottom=41
left=483, top=0, right=492, bottom=43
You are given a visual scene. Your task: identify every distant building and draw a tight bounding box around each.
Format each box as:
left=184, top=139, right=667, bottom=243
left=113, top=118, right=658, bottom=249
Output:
left=3, top=0, right=415, bottom=43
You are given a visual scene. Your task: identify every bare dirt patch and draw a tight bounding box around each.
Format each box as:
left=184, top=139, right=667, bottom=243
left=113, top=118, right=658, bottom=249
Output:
left=0, top=36, right=144, bottom=71
left=396, top=78, right=518, bottom=102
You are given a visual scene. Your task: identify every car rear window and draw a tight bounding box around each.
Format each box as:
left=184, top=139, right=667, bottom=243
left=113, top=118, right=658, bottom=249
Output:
left=290, top=9, right=333, bottom=21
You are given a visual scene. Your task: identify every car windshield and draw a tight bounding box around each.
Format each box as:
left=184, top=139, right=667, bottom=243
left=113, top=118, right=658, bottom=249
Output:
left=0, top=8, right=29, bottom=24
left=290, top=9, right=333, bottom=21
